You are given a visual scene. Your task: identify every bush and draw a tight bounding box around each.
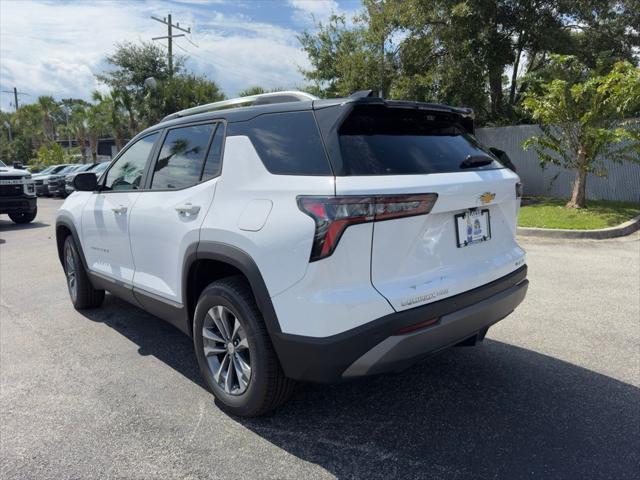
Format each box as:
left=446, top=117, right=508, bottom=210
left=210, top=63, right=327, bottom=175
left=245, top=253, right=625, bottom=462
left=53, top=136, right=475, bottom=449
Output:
left=32, top=142, right=69, bottom=167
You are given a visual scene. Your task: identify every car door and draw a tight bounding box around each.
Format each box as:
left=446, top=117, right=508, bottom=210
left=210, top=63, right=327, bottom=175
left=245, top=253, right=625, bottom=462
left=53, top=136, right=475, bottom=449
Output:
left=81, top=132, right=159, bottom=285
left=129, top=121, right=224, bottom=305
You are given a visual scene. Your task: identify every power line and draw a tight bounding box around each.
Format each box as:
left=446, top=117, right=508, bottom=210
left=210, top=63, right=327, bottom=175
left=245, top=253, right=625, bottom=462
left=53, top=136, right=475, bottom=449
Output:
left=1, top=87, right=29, bottom=111
left=151, top=13, right=191, bottom=76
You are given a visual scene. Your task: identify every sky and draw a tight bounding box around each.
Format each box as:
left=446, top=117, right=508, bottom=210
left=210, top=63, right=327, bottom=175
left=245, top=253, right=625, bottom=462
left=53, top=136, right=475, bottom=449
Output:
left=0, top=0, right=362, bottom=111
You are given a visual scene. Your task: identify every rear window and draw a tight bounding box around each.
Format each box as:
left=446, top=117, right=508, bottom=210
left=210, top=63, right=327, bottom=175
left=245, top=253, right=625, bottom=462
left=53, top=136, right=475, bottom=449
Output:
left=227, top=111, right=332, bottom=175
left=338, top=106, right=501, bottom=175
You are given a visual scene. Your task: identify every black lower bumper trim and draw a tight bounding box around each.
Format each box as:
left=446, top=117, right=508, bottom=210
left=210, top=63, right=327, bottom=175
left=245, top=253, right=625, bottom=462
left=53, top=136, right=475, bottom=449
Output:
left=0, top=196, right=37, bottom=214
left=271, top=265, right=528, bottom=383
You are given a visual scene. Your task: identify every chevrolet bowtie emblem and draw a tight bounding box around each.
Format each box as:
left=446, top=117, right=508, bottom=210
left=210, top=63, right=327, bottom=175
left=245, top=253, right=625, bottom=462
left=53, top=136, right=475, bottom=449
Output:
left=479, top=192, right=496, bottom=205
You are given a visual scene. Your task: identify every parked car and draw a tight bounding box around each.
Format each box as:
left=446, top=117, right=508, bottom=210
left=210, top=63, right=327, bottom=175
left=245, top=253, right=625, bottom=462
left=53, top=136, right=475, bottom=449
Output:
left=56, top=91, right=528, bottom=416
left=64, top=162, right=109, bottom=197
left=33, top=164, right=72, bottom=196
left=0, top=159, right=37, bottom=223
left=47, top=164, right=85, bottom=197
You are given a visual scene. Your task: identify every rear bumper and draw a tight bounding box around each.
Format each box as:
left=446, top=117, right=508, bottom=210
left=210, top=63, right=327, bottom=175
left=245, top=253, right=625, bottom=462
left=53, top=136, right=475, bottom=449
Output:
left=0, top=195, right=37, bottom=214
left=271, top=265, right=528, bottom=382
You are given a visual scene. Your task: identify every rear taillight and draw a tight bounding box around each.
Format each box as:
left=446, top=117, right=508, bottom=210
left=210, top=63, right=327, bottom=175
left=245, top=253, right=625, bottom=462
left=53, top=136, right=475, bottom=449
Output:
left=297, top=194, right=438, bottom=262
left=515, top=181, right=523, bottom=198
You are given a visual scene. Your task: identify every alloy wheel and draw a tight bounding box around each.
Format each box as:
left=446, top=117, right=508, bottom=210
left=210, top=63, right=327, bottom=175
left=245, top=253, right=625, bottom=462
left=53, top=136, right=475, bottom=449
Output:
left=202, top=305, right=252, bottom=395
left=64, top=242, right=77, bottom=302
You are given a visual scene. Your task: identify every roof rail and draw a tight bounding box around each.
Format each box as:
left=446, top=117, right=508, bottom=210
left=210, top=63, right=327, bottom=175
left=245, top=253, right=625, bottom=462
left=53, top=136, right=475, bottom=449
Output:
left=161, top=90, right=318, bottom=122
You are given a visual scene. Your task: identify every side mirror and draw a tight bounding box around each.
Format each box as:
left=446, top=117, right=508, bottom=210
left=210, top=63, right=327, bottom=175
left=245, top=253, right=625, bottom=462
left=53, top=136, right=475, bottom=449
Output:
left=489, top=147, right=517, bottom=173
left=73, top=172, right=98, bottom=191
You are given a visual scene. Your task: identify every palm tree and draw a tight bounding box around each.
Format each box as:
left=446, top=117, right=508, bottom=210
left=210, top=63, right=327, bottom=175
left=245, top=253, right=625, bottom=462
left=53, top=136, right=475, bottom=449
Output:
left=92, top=90, right=129, bottom=153
left=85, top=102, right=108, bottom=163
left=36, top=96, right=61, bottom=142
left=68, top=104, right=90, bottom=163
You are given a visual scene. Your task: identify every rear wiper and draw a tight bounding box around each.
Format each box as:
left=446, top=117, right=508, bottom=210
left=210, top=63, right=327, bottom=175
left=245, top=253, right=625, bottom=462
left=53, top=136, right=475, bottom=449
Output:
left=460, top=155, right=494, bottom=169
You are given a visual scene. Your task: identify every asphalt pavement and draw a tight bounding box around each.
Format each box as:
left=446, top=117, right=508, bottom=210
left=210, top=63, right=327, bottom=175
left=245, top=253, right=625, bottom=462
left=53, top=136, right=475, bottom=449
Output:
left=1, top=198, right=639, bottom=479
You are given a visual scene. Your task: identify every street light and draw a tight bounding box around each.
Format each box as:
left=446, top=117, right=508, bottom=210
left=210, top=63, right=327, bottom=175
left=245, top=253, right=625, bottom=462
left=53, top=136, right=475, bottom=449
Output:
left=2, top=121, right=12, bottom=142
left=144, top=77, right=158, bottom=90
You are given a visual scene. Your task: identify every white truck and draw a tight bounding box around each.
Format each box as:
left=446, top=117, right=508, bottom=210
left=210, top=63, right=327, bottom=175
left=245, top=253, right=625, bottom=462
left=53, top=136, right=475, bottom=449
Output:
left=0, top=160, right=37, bottom=224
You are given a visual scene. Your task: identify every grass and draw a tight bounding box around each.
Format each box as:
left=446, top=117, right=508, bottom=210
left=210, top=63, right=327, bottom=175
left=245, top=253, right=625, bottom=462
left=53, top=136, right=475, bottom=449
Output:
left=518, top=197, right=640, bottom=230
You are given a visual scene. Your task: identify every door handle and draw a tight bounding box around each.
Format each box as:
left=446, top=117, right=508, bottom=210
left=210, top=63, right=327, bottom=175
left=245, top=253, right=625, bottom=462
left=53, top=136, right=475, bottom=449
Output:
left=175, top=203, right=201, bottom=216
left=111, top=205, right=127, bottom=215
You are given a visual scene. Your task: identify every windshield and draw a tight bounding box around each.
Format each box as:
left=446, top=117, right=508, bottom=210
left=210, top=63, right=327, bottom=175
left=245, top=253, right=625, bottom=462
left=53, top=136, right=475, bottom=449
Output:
left=56, top=166, right=75, bottom=175
left=93, top=162, right=109, bottom=173
left=38, top=166, right=55, bottom=174
left=0, top=160, right=6, bottom=167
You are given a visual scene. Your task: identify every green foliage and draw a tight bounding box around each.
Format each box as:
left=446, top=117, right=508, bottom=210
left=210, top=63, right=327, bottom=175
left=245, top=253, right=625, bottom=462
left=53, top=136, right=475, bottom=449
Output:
left=299, top=0, right=638, bottom=124
left=523, top=57, right=640, bottom=170
left=33, top=142, right=68, bottom=167
left=95, top=41, right=224, bottom=131
left=522, top=57, right=640, bottom=207
left=237, top=86, right=269, bottom=97
left=140, top=73, right=225, bottom=125
left=518, top=197, right=640, bottom=229
left=298, top=10, right=393, bottom=98
left=236, top=86, right=287, bottom=97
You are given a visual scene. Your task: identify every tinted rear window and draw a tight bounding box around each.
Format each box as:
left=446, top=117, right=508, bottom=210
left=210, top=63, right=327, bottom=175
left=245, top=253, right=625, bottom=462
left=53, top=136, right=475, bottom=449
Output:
left=228, top=111, right=332, bottom=175
left=338, top=106, right=501, bottom=175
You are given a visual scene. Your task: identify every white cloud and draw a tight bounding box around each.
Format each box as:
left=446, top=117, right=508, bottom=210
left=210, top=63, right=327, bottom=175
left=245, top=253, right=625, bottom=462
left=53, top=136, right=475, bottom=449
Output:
left=0, top=0, right=311, bottom=110
left=288, top=0, right=361, bottom=28
left=289, top=0, right=340, bottom=21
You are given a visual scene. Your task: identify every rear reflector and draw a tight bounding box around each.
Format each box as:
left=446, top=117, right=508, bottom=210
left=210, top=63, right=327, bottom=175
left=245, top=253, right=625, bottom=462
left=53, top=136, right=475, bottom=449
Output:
left=298, top=193, right=438, bottom=261
left=394, top=317, right=440, bottom=335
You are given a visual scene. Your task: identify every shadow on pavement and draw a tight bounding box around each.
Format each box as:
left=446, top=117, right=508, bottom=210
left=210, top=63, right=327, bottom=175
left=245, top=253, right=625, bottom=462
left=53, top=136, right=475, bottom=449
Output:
left=82, top=294, right=640, bottom=479
left=0, top=220, right=50, bottom=231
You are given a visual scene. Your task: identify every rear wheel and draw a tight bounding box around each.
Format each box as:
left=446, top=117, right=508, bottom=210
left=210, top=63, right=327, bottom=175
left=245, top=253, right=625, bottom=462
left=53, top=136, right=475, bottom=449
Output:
left=9, top=208, right=37, bottom=224
left=193, top=276, right=295, bottom=416
left=63, top=236, right=105, bottom=309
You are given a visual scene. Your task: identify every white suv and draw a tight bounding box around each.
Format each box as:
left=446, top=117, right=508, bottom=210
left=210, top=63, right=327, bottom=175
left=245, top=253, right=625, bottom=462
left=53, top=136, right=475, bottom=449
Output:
left=56, top=91, right=528, bottom=416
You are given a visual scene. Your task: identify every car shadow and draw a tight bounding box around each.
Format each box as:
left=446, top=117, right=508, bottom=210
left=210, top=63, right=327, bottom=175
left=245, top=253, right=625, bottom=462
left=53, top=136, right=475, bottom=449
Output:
left=81, top=294, right=639, bottom=479
left=0, top=219, right=50, bottom=231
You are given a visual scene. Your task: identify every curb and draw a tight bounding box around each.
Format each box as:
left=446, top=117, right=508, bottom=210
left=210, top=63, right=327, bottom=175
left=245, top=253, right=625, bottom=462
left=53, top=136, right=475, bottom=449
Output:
left=517, top=215, right=640, bottom=239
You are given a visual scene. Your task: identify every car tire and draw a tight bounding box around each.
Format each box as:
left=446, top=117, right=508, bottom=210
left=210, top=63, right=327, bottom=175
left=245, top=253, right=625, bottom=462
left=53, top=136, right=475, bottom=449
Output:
left=9, top=208, right=37, bottom=224
left=193, top=276, right=295, bottom=417
left=63, top=235, right=105, bottom=309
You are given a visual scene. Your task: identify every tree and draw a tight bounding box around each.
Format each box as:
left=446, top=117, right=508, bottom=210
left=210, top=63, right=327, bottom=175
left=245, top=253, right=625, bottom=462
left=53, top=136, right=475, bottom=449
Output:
left=299, top=7, right=396, bottom=98
left=299, top=0, right=638, bottom=124
left=85, top=102, right=109, bottom=163
left=523, top=57, right=640, bottom=208
left=92, top=90, right=129, bottom=152
left=140, top=73, right=225, bottom=125
left=34, top=142, right=67, bottom=167
left=36, top=96, right=61, bottom=141
left=97, top=41, right=184, bottom=132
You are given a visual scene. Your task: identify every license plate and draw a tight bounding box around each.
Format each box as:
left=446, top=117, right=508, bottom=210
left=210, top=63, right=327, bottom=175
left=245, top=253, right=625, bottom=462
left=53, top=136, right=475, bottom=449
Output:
left=455, top=209, right=491, bottom=247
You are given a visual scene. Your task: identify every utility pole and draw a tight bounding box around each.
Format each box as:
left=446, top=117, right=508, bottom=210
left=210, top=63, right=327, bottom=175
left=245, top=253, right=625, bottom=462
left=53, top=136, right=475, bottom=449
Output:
left=151, top=14, right=191, bottom=76
left=1, top=87, right=29, bottom=111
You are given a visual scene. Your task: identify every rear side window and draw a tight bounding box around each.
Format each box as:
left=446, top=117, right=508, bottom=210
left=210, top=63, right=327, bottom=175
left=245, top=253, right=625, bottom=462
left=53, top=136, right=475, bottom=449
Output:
left=151, top=123, right=215, bottom=189
left=338, top=106, right=502, bottom=175
left=228, top=111, right=332, bottom=175
left=201, top=124, right=225, bottom=181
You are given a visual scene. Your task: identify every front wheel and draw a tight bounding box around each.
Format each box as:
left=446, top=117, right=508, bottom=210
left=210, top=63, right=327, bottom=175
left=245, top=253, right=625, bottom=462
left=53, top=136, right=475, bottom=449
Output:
left=63, top=236, right=105, bottom=309
left=193, top=276, right=295, bottom=417
left=9, top=208, right=37, bottom=224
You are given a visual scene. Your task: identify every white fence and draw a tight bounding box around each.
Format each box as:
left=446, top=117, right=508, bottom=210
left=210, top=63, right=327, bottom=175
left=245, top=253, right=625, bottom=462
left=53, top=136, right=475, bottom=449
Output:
left=476, top=124, right=640, bottom=203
